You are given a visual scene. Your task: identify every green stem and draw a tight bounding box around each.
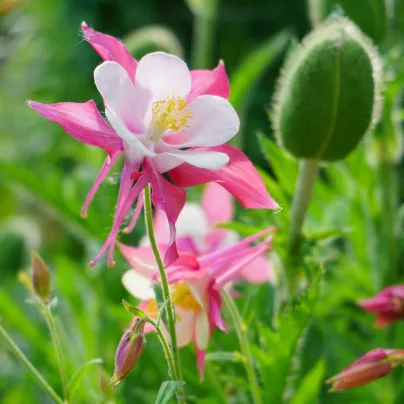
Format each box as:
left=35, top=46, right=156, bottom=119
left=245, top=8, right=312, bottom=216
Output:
left=43, top=305, right=69, bottom=402
left=287, top=159, right=319, bottom=291
left=0, top=324, right=64, bottom=404
left=143, top=185, right=185, bottom=403
left=222, top=290, right=263, bottom=404
left=191, top=0, right=220, bottom=68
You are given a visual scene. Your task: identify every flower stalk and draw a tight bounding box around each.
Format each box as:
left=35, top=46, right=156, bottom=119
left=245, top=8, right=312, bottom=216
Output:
left=143, top=184, right=185, bottom=403
left=222, top=290, right=263, bottom=404
left=0, top=324, right=64, bottom=404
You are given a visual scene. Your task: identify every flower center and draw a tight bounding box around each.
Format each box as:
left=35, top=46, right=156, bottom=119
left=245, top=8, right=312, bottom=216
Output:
left=147, top=96, right=192, bottom=143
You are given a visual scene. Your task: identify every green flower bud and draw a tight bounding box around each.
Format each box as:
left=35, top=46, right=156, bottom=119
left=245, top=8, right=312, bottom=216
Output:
left=308, top=0, right=388, bottom=43
left=31, top=251, right=51, bottom=304
left=272, top=17, right=382, bottom=162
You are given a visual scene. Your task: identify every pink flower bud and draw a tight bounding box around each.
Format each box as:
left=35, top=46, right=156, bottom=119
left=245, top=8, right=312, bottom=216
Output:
left=359, top=285, right=404, bottom=327
left=111, top=320, right=146, bottom=387
left=31, top=251, right=51, bottom=304
left=326, top=348, right=404, bottom=392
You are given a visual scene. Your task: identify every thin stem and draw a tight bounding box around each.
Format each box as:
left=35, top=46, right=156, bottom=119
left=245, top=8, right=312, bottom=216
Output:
left=0, top=324, right=64, bottom=404
left=43, top=305, right=69, bottom=402
left=222, top=290, right=263, bottom=404
left=286, top=159, right=319, bottom=292
left=143, top=185, right=185, bottom=403
left=191, top=0, right=220, bottom=68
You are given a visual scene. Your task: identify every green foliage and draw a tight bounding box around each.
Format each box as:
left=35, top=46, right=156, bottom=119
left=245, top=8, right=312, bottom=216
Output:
left=156, top=381, right=184, bottom=404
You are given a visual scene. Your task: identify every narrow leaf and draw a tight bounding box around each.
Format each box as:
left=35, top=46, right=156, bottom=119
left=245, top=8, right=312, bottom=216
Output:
left=67, top=358, right=103, bottom=398
left=155, top=381, right=183, bottom=404
left=122, top=299, right=147, bottom=318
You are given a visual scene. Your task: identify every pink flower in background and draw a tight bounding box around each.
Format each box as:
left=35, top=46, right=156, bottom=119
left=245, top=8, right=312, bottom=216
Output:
left=119, top=190, right=275, bottom=375
left=359, top=285, right=404, bottom=327
left=326, top=348, right=404, bottom=392
left=28, top=24, right=278, bottom=268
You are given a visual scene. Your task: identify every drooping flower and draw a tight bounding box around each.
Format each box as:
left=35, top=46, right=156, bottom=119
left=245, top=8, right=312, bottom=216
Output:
left=359, top=285, right=404, bottom=327
left=119, top=198, right=275, bottom=376
left=326, top=348, right=404, bottom=392
left=28, top=24, right=278, bottom=268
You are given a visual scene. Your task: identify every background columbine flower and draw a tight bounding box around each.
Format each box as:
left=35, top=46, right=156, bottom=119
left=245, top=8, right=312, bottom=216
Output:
left=359, top=285, right=404, bottom=327
left=27, top=24, right=278, bottom=268
left=119, top=187, right=275, bottom=376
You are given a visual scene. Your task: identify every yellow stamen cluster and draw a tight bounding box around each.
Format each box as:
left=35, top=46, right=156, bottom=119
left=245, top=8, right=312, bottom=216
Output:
left=151, top=96, right=192, bottom=135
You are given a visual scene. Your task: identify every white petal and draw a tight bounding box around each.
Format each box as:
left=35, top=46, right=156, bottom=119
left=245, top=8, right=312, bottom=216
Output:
left=195, top=311, right=210, bottom=350
left=176, top=203, right=208, bottom=242
left=122, top=270, right=155, bottom=300
left=174, top=308, right=195, bottom=347
left=152, top=149, right=229, bottom=173
left=173, top=95, right=240, bottom=147
left=136, top=52, right=191, bottom=102
left=94, top=61, right=148, bottom=131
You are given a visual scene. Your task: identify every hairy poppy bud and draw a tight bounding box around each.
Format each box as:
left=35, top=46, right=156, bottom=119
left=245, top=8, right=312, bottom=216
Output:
left=31, top=251, right=51, bottom=304
left=272, top=17, right=382, bottom=162
left=327, top=348, right=404, bottom=391
left=307, top=0, right=388, bottom=43
left=111, top=320, right=146, bottom=387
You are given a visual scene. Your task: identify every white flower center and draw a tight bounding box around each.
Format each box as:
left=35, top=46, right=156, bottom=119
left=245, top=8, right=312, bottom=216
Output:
left=146, top=96, right=192, bottom=143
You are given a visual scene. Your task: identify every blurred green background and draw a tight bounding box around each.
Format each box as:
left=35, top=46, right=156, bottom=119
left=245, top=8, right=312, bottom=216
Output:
left=2, top=0, right=404, bottom=403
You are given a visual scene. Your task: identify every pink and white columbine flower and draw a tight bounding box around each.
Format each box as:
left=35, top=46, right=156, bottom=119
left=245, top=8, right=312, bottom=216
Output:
left=119, top=196, right=275, bottom=376
left=28, top=23, right=278, bottom=267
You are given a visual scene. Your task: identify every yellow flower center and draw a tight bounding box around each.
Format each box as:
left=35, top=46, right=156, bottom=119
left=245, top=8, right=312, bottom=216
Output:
left=144, top=282, right=201, bottom=319
left=148, top=96, right=192, bottom=142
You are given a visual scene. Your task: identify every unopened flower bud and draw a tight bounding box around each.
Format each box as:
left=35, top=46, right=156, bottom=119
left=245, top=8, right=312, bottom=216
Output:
left=359, top=285, right=404, bottom=327
left=327, top=348, right=404, bottom=391
left=307, top=0, right=388, bottom=43
left=111, top=319, right=146, bottom=387
left=31, top=251, right=51, bottom=304
left=272, top=17, right=382, bottom=162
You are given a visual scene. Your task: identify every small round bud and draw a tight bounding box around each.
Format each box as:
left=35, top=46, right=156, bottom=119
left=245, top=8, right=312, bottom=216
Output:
left=31, top=251, right=51, bottom=304
left=111, top=320, right=146, bottom=387
left=308, top=0, right=388, bottom=43
left=272, top=17, right=382, bottom=162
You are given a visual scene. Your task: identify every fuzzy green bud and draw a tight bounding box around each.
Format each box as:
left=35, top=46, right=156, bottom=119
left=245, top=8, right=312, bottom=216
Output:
left=308, top=0, right=388, bottom=43
left=272, top=17, right=382, bottom=162
left=111, top=320, right=146, bottom=387
left=31, top=251, right=51, bottom=304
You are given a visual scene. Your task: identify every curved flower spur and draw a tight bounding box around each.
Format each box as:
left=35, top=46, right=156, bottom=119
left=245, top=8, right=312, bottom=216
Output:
left=27, top=23, right=278, bottom=267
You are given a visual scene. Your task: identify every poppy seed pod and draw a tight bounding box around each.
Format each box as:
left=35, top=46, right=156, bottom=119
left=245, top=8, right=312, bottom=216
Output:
left=272, top=17, right=382, bottom=162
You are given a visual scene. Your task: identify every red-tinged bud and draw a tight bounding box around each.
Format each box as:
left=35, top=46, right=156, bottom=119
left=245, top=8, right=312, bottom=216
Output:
left=326, top=348, right=404, bottom=392
left=111, top=320, right=146, bottom=387
left=31, top=251, right=51, bottom=304
left=359, top=285, right=404, bottom=327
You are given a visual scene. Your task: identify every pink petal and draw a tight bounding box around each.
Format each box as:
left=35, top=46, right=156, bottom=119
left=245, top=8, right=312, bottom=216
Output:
left=81, top=152, right=120, bottom=218
left=118, top=243, right=157, bottom=277
left=169, top=145, right=279, bottom=209
left=123, top=191, right=144, bottom=234
left=208, top=287, right=227, bottom=332
left=238, top=255, right=273, bottom=284
left=187, top=62, right=230, bottom=103
left=202, top=182, right=234, bottom=225
left=143, top=159, right=186, bottom=267
left=194, top=347, right=207, bottom=379
left=153, top=209, right=171, bottom=244
left=90, top=175, right=148, bottom=267
left=28, top=100, right=123, bottom=155
left=81, top=22, right=137, bottom=82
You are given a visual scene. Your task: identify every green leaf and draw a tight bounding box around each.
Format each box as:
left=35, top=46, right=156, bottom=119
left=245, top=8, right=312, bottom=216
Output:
left=155, top=381, right=183, bottom=404
left=122, top=300, right=147, bottom=318
left=230, top=30, right=291, bottom=113
left=67, top=358, right=103, bottom=399
left=291, top=360, right=325, bottom=404
left=206, top=351, right=244, bottom=363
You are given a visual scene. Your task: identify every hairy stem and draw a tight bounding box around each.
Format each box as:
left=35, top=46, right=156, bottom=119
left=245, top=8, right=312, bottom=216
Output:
left=144, top=185, right=185, bottom=403
left=43, top=305, right=69, bottom=402
left=222, top=290, right=263, bottom=404
left=0, top=324, right=64, bottom=404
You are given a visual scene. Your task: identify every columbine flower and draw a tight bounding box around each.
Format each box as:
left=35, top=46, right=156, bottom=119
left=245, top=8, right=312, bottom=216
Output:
left=119, top=202, right=274, bottom=376
left=27, top=24, right=278, bottom=268
left=111, top=319, right=146, bottom=387
left=359, top=285, right=404, bottom=327
left=326, top=348, right=404, bottom=392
